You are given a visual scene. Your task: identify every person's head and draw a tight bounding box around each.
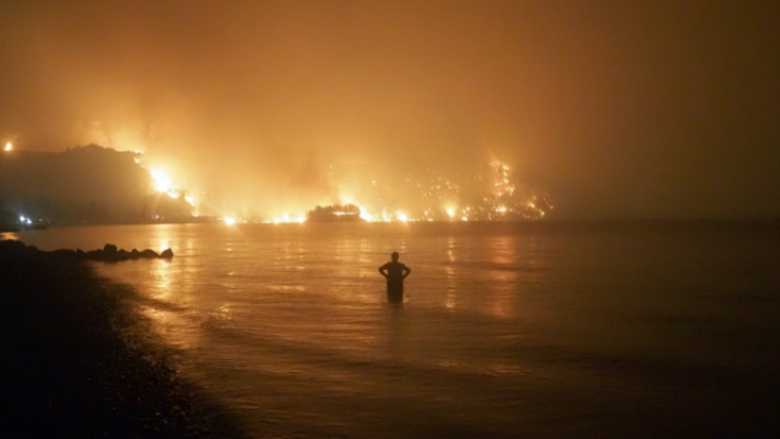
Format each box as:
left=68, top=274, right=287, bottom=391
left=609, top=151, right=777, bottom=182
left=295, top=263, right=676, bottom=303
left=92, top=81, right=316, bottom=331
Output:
left=391, top=251, right=399, bottom=262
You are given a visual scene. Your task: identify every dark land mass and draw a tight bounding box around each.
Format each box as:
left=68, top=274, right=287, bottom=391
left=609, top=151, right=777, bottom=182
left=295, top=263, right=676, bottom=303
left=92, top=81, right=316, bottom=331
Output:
left=0, top=240, right=247, bottom=439
left=0, top=207, right=18, bottom=232
left=0, top=145, right=196, bottom=225
left=54, top=243, right=175, bottom=262
left=306, top=203, right=363, bottom=222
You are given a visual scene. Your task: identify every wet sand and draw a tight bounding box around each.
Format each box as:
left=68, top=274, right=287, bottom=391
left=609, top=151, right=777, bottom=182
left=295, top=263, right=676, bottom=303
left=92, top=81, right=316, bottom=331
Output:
left=0, top=240, right=246, bottom=439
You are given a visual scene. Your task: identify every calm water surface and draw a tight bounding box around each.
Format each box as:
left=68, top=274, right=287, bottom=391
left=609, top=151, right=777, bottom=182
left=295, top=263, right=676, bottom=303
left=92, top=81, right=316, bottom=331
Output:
left=11, top=222, right=780, bottom=438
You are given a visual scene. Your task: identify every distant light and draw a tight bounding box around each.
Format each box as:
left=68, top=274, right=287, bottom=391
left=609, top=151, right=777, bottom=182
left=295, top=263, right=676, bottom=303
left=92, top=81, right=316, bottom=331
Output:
left=223, top=217, right=236, bottom=225
left=4, top=142, right=11, bottom=151
left=19, top=215, right=25, bottom=222
left=26, top=219, right=32, bottom=224
left=461, top=216, right=468, bottom=221
left=446, top=208, right=455, bottom=218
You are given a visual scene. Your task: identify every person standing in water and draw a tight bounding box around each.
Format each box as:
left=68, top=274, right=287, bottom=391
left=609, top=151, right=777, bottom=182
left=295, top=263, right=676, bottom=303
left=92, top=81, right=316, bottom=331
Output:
left=379, top=252, right=411, bottom=303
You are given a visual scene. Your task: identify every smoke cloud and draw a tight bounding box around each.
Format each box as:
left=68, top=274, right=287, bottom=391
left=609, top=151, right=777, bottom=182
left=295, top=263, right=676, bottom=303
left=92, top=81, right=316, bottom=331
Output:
left=2, top=1, right=779, bottom=218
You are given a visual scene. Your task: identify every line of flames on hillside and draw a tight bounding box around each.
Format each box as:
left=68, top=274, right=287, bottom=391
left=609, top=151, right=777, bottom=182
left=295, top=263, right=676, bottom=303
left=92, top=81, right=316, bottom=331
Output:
left=133, top=151, right=552, bottom=224
left=259, top=162, right=553, bottom=224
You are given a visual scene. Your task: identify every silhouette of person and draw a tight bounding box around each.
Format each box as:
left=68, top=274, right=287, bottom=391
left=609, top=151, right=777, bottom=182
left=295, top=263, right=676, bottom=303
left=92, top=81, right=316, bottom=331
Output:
left=379, top=251, right=411, bottom=303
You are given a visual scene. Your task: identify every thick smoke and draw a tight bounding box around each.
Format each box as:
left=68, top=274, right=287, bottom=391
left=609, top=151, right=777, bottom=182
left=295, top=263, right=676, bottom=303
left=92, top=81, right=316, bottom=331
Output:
left=2, top=1, right=780, bottom=218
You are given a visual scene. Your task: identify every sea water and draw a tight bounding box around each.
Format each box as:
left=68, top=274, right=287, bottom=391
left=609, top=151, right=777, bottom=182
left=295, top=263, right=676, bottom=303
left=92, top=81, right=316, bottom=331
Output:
left=10, top=221, right=780, bottom=438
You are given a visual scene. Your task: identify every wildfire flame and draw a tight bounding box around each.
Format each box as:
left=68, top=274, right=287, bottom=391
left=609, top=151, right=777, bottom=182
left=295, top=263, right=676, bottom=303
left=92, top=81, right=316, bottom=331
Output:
left=293, top=160, right=552, bottom=223
left=135, top=152, right=550, bottom=223
left=151, top=169, right=173, bottom=193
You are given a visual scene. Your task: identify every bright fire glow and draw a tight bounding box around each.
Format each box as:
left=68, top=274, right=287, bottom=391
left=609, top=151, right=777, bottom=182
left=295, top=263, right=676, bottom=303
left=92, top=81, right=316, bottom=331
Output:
left=135, top=154, right=199, bottom=217
left=149, top=168, right=187, bottom=199
left=151, top=169, right=173, bottom=193
left=310, top=160, right=549, bottom=222
left=4, top=142, right=11, bottom=151
left=263, top=213, right=306, bottom=224
left=359, top=206, right=374, bottom=222
left=137, top=156, right=549, bottom=224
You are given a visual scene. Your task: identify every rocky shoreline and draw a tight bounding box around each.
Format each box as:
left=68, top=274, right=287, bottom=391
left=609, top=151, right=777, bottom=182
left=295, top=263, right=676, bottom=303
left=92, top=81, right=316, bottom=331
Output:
left=0, top=239, right=246, bottom=438
left=42, top=242, right=175, bottom=262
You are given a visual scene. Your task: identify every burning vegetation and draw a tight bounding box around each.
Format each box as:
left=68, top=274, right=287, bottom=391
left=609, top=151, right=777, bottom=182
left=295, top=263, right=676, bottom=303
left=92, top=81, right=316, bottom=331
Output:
left=1, top=144, right=553, bottom=225
left=314, top=160, right=554, bottom=223
left=248, top=159, right=553, bottom=224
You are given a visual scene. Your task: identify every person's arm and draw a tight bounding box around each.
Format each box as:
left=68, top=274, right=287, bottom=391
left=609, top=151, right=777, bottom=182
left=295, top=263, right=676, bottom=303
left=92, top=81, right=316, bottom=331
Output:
left=378, top=264, right=388, bottom=278
left=402, top=265, right=411, bottom=278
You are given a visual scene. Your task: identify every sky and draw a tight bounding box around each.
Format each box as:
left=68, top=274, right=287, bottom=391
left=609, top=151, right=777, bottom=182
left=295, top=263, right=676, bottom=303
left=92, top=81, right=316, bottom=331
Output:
left=1, top=0, right=779, bottom=219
